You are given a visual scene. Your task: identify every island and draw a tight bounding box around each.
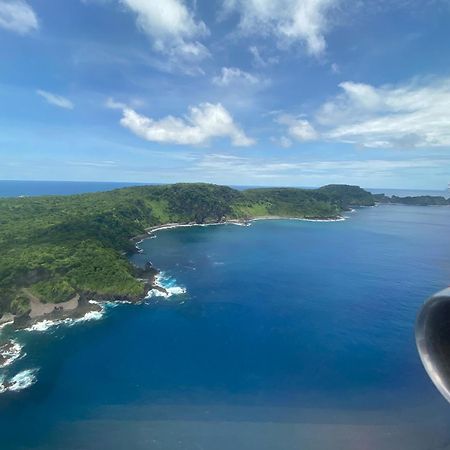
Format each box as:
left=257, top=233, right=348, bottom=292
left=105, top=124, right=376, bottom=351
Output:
left=373, top=193, right=450, bottom=206
left=0, top=183, right=376, bottom=324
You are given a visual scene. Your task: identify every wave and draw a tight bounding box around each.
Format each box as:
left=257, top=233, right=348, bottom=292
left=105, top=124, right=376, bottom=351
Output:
left=252, top=216, right=346, bottom=223
left=0, top=340, right=24, bottom=369
left=24, top=307, right=104, bottom=333
left=73, top=310, right=104, bottom=323
left=145, top=216, right=346, bottom=244
left=146, top=273, right=187, bottom=299
left=0, top=320, right=14, bottom=331
left=232, top=222, right=252, bottom=227
left=24, top=318, right=71, bottom=332
left=0, top=369, right=38, bottom=394
left=148, top=220, right=251, bottom=236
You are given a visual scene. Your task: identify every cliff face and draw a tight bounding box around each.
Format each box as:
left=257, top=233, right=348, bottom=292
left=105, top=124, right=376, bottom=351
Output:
left=0, top=183, right=375, bottom=317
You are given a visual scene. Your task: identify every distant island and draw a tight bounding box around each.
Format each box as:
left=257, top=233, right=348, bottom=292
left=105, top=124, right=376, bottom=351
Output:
left=0, top=183, right=447, bottom=325
left=373, top=193, right=450, bottom=206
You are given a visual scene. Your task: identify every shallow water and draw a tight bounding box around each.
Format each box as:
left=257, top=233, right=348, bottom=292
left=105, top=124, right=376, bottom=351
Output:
left=1, top=204, right=450, bottom=449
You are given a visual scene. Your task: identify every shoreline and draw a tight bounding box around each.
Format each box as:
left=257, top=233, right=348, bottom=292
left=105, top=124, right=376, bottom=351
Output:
left=141, top=214, right=345, bottom=237
left=0, top=211, right=351, bottom=394
left=1, top=215, right=345, bottom=332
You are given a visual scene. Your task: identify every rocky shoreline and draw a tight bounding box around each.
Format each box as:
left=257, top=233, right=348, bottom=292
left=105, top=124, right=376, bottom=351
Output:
left=0, top=215, right=343, bottom=331
left=0, top=340, right=22, bottom=368
left=0, top=263, right=166, bottom=332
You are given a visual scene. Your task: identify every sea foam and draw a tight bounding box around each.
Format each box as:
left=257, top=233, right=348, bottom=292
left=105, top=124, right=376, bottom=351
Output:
left=0, top=369, right=38, bottom=394
left=24, top=318, right=71, bottom=332
left=146, top=273, right=187, bottom=299
left=0, top=340, right=24, bottom=368
left=24, top=307, right=104, bottom=332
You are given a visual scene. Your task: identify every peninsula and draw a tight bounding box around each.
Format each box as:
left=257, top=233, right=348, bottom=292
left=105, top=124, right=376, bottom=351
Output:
left=0, top=183, right=374, bottom=322
left=373, top=193, right=450, bottom=206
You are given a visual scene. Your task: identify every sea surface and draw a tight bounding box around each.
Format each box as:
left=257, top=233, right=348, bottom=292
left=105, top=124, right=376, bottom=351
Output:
left=0, top=180, right=149, bottom=197
left=1, top=204, right=450, bottom=449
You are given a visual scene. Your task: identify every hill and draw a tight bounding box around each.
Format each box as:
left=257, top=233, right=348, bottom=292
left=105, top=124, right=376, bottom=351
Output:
left=0, top=183, right=374, bottom=318
left=373, top=194, right=450, bottom=206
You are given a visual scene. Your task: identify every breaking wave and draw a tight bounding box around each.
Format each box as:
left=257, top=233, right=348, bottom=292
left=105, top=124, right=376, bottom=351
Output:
left=0, top=369, right=38, bottom=394
left=146, top=273, right=187, bottom=299
left=0, top=340, right=24, bottom=368
left=24, top=307, right=105, bottom=333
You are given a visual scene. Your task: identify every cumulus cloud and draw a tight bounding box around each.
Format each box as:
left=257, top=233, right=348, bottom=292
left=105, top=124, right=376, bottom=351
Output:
left=36, top=90, right=74, bottom=109
left=212, top=67, right=259, bottom=87
left=118, top=0, right=208, bottom=61
left=119, top=102, right=255, bottom=147
left=277, top=114, right=318, bottom=142
left=277, top=77, right=450, bottom=149
left=223, top=0, right=340, bottom=56
left=315, top=77, right=450, bottom=148
left=0, top=0, right=38, bottom=34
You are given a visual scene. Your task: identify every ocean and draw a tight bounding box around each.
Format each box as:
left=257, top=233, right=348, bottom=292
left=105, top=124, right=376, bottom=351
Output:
left=0, top=202, right=450, bottom=449
left=0, top=180, right=148, bottom=197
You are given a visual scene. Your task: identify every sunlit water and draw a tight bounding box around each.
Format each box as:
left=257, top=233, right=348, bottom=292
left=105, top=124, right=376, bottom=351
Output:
left=1, top=204, right=450, bottom=449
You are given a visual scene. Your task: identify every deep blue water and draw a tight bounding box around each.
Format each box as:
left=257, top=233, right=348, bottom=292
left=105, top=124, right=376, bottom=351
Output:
left=1, top=205, right=450, bottom=449
left=0, top=180, right=149, bottom=197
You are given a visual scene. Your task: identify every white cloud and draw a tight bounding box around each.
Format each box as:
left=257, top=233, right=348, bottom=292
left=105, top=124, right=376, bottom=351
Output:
left=331, top=62, right=340, bottom=73
left=212, top=67, right=259, bottom=87
left=119, top=102, right=255, bottom=147
left=277, top=114, right=318, bottom=141
left=271, top=136, right=292, bottom=148
left=105, top=97, right=127, bottom=110
left=193, top=153, right=447, bottom=179
left=313, top=77, right=450, bottom=148
left=68, top=160, right=118, bottom=168
left=0, top=0, right=38, bottom=34
left=118, top=0, right=208, bottom=61
left=223, top=0, right=340, bottom=56
left=249, top=46, right=278, bottom=67
left=36, top=90, right=74, bottom=109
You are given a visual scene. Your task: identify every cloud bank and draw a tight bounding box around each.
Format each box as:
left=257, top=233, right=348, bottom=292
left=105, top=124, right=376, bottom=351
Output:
left=279, top=77, right=450, bottom=149
left=194, top=153, right=446, bottom=180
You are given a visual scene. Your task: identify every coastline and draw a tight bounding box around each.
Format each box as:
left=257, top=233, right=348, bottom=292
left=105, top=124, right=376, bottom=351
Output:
left=1, top=215, right=344, bottom=331
left=142, top=214, right=346, bottom=236
left=0, top=208, right=367, bottom=395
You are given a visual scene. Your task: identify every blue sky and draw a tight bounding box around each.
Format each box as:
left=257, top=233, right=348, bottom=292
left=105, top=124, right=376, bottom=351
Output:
left=0, top=0, right=449, bottom=189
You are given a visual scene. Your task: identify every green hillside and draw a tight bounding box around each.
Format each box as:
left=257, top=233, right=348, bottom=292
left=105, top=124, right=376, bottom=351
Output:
left=0, top=183, right=374, bottom=317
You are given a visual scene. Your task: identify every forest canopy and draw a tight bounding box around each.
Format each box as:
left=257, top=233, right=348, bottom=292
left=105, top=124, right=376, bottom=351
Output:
left=0, top=183, right=375, bottom=316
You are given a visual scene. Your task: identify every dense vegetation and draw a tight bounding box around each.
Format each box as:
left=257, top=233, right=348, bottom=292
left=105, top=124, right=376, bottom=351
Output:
left=373, top=194, right=450, bottom=206
left=0, top=183, right=374, bottom=317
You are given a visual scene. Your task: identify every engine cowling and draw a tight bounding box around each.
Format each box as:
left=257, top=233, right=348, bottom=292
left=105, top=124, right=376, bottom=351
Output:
left=416, top=288, right=450, bottom=402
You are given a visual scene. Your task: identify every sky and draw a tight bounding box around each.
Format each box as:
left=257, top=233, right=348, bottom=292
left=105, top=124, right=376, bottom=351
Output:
left=0, top=0, right=450, bottom=189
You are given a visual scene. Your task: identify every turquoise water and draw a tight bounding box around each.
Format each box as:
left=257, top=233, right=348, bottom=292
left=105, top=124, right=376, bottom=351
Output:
left=1, top=205, right=450, bottom=449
